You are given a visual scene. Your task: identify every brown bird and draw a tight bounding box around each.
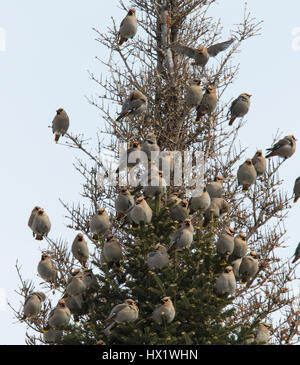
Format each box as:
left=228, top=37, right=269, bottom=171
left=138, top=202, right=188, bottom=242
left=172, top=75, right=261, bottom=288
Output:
left=52, top=108, right=70, bottom=143
left=237, top=159, right=257, bottom=191
left=195, top=85, right=217, bottom=121
left=203, top=197, right=230, bottom=227
left=185, top=78, right=203, bottom=108
left=116, top=141, right=141, bottom=174
left=266, top=135, right=296, bottom=160
left=252, top=150, right=267, bottom=176
left=293, top=177, right=300, bottom=203
left=228, top=93, right=251, bottom=126
left=115, top=90, right=147, bottom=122
left=171, top=38, right=234, bottom=67
left=118, top=9, right=138, bottom=47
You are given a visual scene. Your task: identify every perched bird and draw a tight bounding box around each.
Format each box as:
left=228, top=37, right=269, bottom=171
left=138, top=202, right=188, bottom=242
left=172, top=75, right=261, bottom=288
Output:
left=22, top=292, right=46, bottom=320
left=149, top=297, right=175, bottom=324
left=115, top=90, right=147, bottom=122
left=146, top=244, right=169, bottom=270
left=144, top=170, right=167, bottom=199
left=170, top=199, right=190, bottom=222
left=203, top=197, right=230, bottom=227
left=81, top=269, right=98, bottom=290
left=216, top=227, right=235, bottom=264
left=167, top=192, right=182, bottom=207
left=43, top=328, right=62, bottom=344
left=228, top=93, right=251, bottom=126
left=159, top=151, right=174, bottom=177
left=171, top=38, right=234, bottom=67
left=185, top=78, right=203, bottom=108
left=237, top=159, right=257, bottom=191
left=239, top=251, right=259, bottom=284
left=31, top=208, right=51, bottom=240
left=189, top=187, right=211, bottom=214
left=104, top=299, right=139, bottom=335
left=28, top=206, right=41, bottom=233
left=71, top=233, right=89, bottom=268
left=141, top=133, right=160, bottom=161
left=45, top=299, right=71, bottom=331
left=37, top=254, right=57, bottom=285
left=115, top=187, right=135, bottom=218
left=252, top=150, right=267, bottom=176
left=292, top=242, right=300, bottom=263
left=196, top=85, right=217, bottom=120
left=232, top=233, right=248, bottom=259
left=102, top=234, right=123, bottom=265
left=116, top=141, right=141, bottom=174
left=266, top=135, right=296, bottom=160
left=129, top=197, right=152, bottom=225
left=247, top=323, right=271, bottom=345
left=66, top=272, right=87, bottom=297
left=52, top=108, right=70, bottom=143
left=216, top=266, right=236, bottom=299
left=231, top=258, right=242, bottom=279
left=89, top=208, right=110, bottom=241
left=293, top=177, right=300, bottom=203
left=206, top=176, right=224, bottom=199
left=168, top=219, right=194, bottom=253
left=118, top=8, right=138, bottom=47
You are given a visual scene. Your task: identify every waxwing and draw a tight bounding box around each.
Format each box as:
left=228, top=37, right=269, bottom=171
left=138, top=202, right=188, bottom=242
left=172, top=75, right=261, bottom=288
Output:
left=43, top=328, right=62, bottom=344
left=52, top=108, right=69, bottom=143
left=159, top=151, right=174, bottom=177
left=23, top=292, right=46, bottom=320
left=66, top=271, right=87, bottom=297
left=252, top=150, right=267, bottom=176
left=216, top=227, right=235, bottom=264
left=185, top=78, right=203, bottom=108
left=104, top=299, right=139, bottom=335
left=118, top=8, right=138, bottom=47
left=216, top=266, right=236, bottom=299
left=129, top=197, right=152, bottom=225
left=141, top=133, right=160, bottom=161
left=196, top=85, right=217, bottom=120
left=231, top=258, right=242, bottom=279
left=237, top=159, right=257, bottom=191
left=89, top=208, right=110, bottom=241
left=170, top=199, right=190, bottom=221
left=232, top=233, right=248, bottom=259
left=150, top=297, right=175, bottom=324
left=228, top=93, right=251, bottom=126
left=28, top=206, right=41, bottom=231
left=239, top=251, right=259, bottom=284
left=168, top=219, right=194, bottom=253
left=71, top=233, right=89, bottom=268
left=31, top=208, right=51, bottom=240
left=255, top=323, right=271, bottom=345
left=46, top=299, right=71, bottom=331
left=144, top=170, right=167, bottom=199
left=37, top=253, right=57, bottom=285
left=266, top=135, right=296, bottom=159
left=189, top=187, right=211, bottom=214
left=146, top=244, right=169, bottom=270
left=206, top=176, right=224, bottom=198
left=171, top=38, right=234, bottom=67
left=293, top=177, right=300, bottom=203
left=115, top=90, right=147, bottom=122
left=203, top=197, right=230, bottom=227
left=115, top=187, right=135, bottom=217
left=116, top=141, right=141, bottom=173
left=102, top=234, right=123, bottom=265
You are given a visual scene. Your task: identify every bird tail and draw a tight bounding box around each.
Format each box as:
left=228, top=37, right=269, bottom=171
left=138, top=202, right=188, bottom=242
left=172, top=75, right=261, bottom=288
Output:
left=228, top=117, right=236, bottom=126
left=54, top=134, right=60, bottom=143
left=118, top=37, right=127, bottom=47
left=35, top=234, right=44, bottom=241
left=91, top=234, right=99, bottom=242
left=242, top=184, right=250, bottom=192
left=168, top=245, right=175, bottom=254
left=294, top=196, right=299, bottom=203
left=265, top=150, right=274, bottom=158
left=115, top=110, right=131, bottom=122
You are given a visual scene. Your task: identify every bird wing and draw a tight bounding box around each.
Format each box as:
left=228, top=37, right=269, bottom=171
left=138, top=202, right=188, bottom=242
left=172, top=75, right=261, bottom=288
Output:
left=106, top=303, right=128, bottom=322
left=267, top=137, right=288, bottom=152
left=207, top=39, right=234, bottom=57
left=171, top=44, right=196, bottom=58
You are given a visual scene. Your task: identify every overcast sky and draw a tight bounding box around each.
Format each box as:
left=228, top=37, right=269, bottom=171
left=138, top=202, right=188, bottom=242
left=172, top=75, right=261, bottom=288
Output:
left=0, top=0, right=300, bottom=344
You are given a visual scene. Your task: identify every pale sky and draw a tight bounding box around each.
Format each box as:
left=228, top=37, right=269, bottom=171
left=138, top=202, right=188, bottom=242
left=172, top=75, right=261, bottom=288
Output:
left=1, top=0, right=300, bottom=344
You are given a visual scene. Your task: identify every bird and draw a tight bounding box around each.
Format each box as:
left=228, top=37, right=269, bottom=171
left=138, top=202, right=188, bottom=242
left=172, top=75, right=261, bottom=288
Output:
left=237, top=159, right=257, bottom=191
left=146, top=244, right=169, bottom=270
left=185, top=78, right=203, bottom=108
left=265, top=135, right=296, bottom=159
left=89, top=208, right=110, bottom=241
left=149, top=297, right=175, bottom=324
left=115, top=187, right=135, bottom=218
left=231, top=258, right=242, bottom=279
left=144, top=170, right=167, bottom=199
left=168, top=219, right=194, bottom=253
left=203, top=197, right=230, bottom=227
left=252, top=150, right=267, bottom=176
left=228, top=93, right=251, bottom=126
left=206, top=176, right=224, bottom=198
left=247, top=323, right=271, bottom=345
left=189, top=186, right=211, bottom=214
left=45, top=299, right=71, bottom=331
left=239, top=251, right=259, bottom=284
left=129, top=197, right=152, bottom=225
left=31, top=208, right=51, bottom=240
left=293, top=177, right=300, bottom=203
left=195, top=85, right=217, bottom=120
left=118, top=8, right=138, bottom=47
left=216, top=266, right=236, bottom=299
left=292, top=242, right=300, bottom=263
left=22, top=292, right=46, bottom=320
left=37, top=253, right=57, bottom=285
left=102, top=234, right=123, bottom=265
left=216, top=227, right=235, bottom=264
left=171, top=38, right=234, bottom=67
left=28, top=206, right=41, bottom=233
left=232, top=233, right=248, bottom=259
left=66, top=271, right=87, bottom=297
left=103, top=299, right=139, bottom=336
left=141, top=133, right=160, bottom=161
left=43, top=328, right=62, bottom=344
left=167, top=192, right=182, bottom=207
left=71, top=233, right=89, bottom=268
left=116, top=141, right=141, bottom=174
left=52, top=108, right=70, bottom=143
left=170, top=199, right=190, bottom=221
left=115, top=90, right=147, bottom=122
left=159, top=151, right=174, bottom=177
